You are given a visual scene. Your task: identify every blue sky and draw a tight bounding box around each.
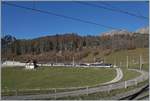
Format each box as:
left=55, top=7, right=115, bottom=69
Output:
left=2, top=1, right=149, bottom=39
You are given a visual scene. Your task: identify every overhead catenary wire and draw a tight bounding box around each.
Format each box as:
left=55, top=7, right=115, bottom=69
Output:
left=76, top=1, right=148, bottom=20
left=3, top=2, right=122, bottom=31
left=75, top=1, right=148, bottom=20
left=100, top=2, right=147, bottom=18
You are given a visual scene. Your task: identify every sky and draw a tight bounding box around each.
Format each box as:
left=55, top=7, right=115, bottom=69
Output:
left=1, top=1, right=149, bottom=39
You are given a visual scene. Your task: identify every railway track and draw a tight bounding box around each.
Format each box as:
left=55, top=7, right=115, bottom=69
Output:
left=120, top=84, right=149, bottom=100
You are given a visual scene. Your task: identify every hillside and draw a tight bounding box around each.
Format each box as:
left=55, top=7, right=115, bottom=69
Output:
left=136, top=27, right=149, bottom=34
left=82, top=48, right=148, bottom=63
left=1, top=27, right=149, bottom=63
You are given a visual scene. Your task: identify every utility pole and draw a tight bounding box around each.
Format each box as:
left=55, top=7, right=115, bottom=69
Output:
left=126, top=56, right=129, bottom=69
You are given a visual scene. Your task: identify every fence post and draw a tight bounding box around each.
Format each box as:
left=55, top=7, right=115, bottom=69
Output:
left=86, top=86, right=89, bottom=96
left=133, top=58, right=134, bottom=65
left=125, top=81, right=127, bottom=88
left=113, top=57, right=116, bottom=68
left=5, top=87, right=8, bottom=94
left=15, top=89, right=18, bottom=96
left=94, top=57, right=96, bottom=63
left=126, top=56, right=129, bottom=69
left=13, top=58, right=14, bottom=64
left=134, top=79, right=137, bottom=86
left=49, top=88, right=51, bottom=94
left=140, top=55, right=142, bottom=70
left=120, top=62, right=122, bottom=68
left=54, top=88, right=56, bottom=100
left=108, top=85, right=112, bottom=94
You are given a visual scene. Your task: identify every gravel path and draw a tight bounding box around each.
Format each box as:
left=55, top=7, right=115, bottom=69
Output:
left=101, top=68, right=123, bottom=85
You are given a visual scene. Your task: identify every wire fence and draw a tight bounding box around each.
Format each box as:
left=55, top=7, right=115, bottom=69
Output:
left=105, top=54, right=148, bottom=70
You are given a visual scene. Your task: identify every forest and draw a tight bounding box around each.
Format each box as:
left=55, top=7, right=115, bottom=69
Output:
left=1, top=31, right=149, bottom=63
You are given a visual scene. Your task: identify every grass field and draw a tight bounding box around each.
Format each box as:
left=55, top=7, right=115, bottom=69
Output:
left=83, top=48, right=149, bottom=71
left=104, top=48, right=149, bottom=71
left=121, top=69, right=141, bottom=81
left=1, top=67, right=142, bottom=96
left=1, top=67, right=145, bottom=90
left=2, top=67, right=116, bottom=90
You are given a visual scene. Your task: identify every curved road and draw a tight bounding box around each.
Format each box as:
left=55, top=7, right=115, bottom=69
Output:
left=2, top=68, right=148, bottom=100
